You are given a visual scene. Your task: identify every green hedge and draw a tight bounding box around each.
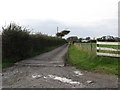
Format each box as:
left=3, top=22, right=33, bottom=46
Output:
left=2, top=23, right=66, bottom=62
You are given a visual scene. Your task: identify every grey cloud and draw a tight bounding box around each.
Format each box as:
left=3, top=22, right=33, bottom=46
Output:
left=3, top=19, right=118, bottom=39
left=20, top=19, right=67, bottom=36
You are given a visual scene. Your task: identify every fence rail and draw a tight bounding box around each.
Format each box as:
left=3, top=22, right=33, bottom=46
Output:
left=97, top=42, right=120, bottom=45
left=96, top=41, right=120, bottom=57
left=97, top=52, right=120, bottom=57
left=96, top=47, right=120, bottom=51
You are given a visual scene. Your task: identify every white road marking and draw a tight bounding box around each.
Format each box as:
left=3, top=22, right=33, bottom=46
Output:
left=86, top=80, right=94, bottom=84
left=48, top=75, right=81, bottom=85
left=43, top=76, right=47, bottom=79
left=32, top=74, right=41, bottom=79
left=74, top=71, right=83, bottom=76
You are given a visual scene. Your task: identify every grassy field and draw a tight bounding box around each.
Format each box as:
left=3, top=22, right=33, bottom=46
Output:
left=99, top=44, right=119, bottom=49
left=68, top=44, right=118, bottom=75
left=78, top=43, right=96, bottom=47
left=99, top=50, right=120, bottom=54
left=77, top=43, right=120, bottom=54
left=2, top=45, right=62, bottom=68
left=78, top=43, right=119, bottom=49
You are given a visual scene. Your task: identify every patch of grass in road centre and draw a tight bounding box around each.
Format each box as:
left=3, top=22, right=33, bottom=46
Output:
left=2, top=45, right=62, bottom=68
left=68, top=45, right=118, bottom=75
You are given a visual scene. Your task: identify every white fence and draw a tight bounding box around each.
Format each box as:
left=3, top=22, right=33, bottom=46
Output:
left=96, top=41, right=120, bottom=57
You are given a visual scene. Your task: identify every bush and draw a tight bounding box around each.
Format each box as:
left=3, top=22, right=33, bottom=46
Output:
left=2, top=23, right=31, bottom=61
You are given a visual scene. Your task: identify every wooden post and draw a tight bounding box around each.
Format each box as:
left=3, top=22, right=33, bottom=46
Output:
left=57, top=26, right=58, bottom=33
left=97, top=44, right=99, bottom=52
left=90, top=40, right=92, bottom=51
left=96, top=41, right=99, bottom=52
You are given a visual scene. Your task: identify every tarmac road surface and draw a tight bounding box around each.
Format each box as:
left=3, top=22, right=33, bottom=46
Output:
left=2, top=44, right=118, bottom=88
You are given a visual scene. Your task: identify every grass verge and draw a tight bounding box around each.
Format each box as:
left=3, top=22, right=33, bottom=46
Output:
left=68, top=44, right=118, bottom=75
left=2, top=44, right=63, bottom=68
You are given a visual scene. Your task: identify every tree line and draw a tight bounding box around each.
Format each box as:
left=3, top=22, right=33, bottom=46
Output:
left=97, top=35, right=120, bottom=42
left=66, top=35, right=120, bottom=44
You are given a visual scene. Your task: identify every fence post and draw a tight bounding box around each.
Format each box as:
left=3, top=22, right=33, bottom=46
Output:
left=96, top=41, right=99, bottom=52
left=90, top=41, right=92, bottom=51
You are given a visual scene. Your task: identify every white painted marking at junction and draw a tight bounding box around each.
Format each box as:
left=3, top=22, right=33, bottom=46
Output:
left=48, top=75, right=81, bottom=85
left=32, top=74, right=41, bottom=79
left=74, top=71, right=83, bottom=76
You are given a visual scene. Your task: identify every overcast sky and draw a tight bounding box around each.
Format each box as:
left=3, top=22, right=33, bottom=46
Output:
left=0, top=0, right=119, bottom=39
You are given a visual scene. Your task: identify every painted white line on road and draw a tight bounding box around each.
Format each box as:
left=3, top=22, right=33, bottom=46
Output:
left=48, top=75, right=81, bottom=85
left=74, top=71, right=83, bottom=76
left=32, top=74, right=41, bottom=79
left=43, top=76, right=47, bottom=79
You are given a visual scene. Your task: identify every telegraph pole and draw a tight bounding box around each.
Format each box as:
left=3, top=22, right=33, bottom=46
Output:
left=57, top=26, right=59, bottom=33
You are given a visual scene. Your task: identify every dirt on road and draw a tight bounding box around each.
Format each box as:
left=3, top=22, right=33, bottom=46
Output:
left=2, top=44, right=118, bottom=88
